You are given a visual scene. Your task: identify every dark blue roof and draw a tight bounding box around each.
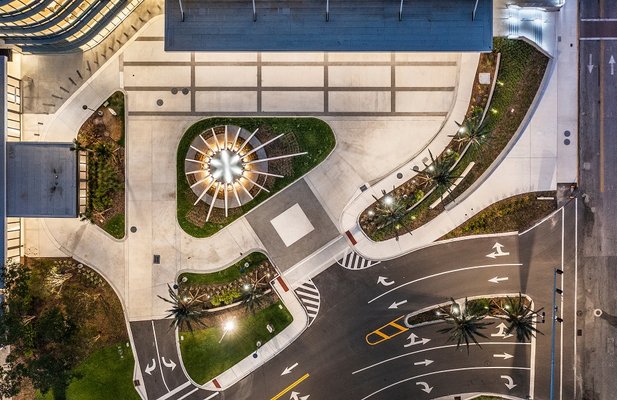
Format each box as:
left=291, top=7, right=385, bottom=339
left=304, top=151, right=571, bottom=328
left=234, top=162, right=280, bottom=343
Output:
left=165, top=0, right=493, bottom=51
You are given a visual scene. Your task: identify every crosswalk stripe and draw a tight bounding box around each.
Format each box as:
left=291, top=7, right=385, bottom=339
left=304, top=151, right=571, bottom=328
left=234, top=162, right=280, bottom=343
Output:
left=294, top=278, right=320, bottom=326
left=336, top=249, right=380, bottom=270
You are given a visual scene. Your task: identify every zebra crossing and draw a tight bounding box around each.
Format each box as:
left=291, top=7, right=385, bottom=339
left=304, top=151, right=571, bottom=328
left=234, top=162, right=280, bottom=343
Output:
left=294, top=279, right=321, bottom=326
left=336, top=248, right=380, bottom=270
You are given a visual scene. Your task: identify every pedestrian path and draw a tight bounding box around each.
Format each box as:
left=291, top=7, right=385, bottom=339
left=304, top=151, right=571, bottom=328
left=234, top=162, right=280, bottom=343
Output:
left=294, top=279, right=321, bottom=326
left=336, top=248, right=380, bottom=270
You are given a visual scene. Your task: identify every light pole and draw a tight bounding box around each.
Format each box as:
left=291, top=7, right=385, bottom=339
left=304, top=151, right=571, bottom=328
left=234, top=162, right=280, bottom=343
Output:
left=550, top=268, right=564, bottom=400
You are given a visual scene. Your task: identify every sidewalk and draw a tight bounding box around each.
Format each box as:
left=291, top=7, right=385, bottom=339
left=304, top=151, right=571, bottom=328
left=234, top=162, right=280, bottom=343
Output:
left=201, top=276, right=308, bottom=390
left=339, top=2, right=578, bottom=261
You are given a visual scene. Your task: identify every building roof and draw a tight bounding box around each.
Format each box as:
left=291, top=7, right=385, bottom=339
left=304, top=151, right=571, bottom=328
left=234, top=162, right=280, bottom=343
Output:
left=165, top=0, right=493, bottom=52
left=6, top=142, right=78, bottom=218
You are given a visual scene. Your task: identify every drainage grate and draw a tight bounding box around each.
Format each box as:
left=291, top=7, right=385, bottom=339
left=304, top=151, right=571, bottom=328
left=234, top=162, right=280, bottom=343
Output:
left=153, top=255, right=160, bottom=264
left=578, top=329, right=582, bottom=336
left=360, top=184, right=368, bottom=192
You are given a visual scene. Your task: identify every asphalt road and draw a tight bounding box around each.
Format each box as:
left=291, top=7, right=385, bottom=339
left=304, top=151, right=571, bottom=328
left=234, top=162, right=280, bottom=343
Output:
left=131, top=202, right=576, bottom=400
left=578, top=0, right=617, bottom=398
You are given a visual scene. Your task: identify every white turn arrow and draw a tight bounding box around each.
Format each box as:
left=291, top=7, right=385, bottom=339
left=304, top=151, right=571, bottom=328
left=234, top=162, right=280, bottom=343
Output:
left=289, top=391, right=310, bottom=400
left=281, top=362, right=299, bottom=376
left=416, top=382, right=433, bottom=394
left=161, top=357, right=176, bottom=371
left=388, top=300, right=407, bottom=309
left=501, top=375, right=517, bottom=390
left=493, top=352, right=514, bottom=360
left=414, top=359, right=434, bottom=366
left=488, top=276, right=509, bottom=284
left=404, top=333, right=431, bottom=347
left=377, top=276, right=395, bottom=286
left=491, top=322, right=514, bottom=339
left=610, top=55, right=615, bottom=76
left=486, top=242, right=510, bottom=259
left=144, top=359, right=156, bottom=375
left=588, top=54, right=595, bottom=74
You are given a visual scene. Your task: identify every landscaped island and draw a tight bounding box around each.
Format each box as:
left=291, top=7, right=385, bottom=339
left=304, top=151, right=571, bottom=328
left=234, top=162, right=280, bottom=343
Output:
left=360, top=38, right=550, bottom=241
left=76, top=91, right=126, bottom=239
left=177, top=117, right=335, bottom=237
left=171, top=253, right=293, bottom=384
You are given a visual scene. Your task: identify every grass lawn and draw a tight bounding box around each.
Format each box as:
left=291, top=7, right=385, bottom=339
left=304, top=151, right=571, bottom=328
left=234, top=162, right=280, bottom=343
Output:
left=66, top=345, right=139, bottom=400
left=35, top=345, right=138, bottom=400
left=103, top=213, right=125, bottom=239
left=441, top=191, right=557, bottom=240
left=177, top=117, right=335, bottom=238
left=179, top=252, right=268, bottom=286
left=180, top=301, right=293, bottom=384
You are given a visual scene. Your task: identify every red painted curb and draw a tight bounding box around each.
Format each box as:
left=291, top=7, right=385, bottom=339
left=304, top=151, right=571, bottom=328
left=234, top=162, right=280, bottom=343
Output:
left=277, top=276, right=289, bottom=292
left=345, top=230, right=357, bottom=245
left=212, top=379, right=221, bottom=388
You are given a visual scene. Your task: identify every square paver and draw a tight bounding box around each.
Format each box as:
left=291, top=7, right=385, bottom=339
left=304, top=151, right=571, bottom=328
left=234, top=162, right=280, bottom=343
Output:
left=270, top=203, right=315, bottom=247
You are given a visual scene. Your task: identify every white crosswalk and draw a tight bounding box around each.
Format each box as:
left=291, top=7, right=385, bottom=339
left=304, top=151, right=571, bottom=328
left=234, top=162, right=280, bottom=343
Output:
left=336, top=248, right=380, bottom=270
left=294, top=279, right=321, bottom=326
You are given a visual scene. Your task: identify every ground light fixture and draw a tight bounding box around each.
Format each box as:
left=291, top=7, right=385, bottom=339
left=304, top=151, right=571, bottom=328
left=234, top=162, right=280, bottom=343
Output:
left=218, top=320, right=236, bottom=343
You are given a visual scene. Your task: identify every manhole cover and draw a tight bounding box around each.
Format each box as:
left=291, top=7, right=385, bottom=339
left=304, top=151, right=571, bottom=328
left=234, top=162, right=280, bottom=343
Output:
left=396, top=172, right=403, bottom=179
left=130, top=226, right=137, bottom=233
left=182, top=88, right=190, bottom=95
left=564, top=130, right=571, bottom=137
left=156, top=99, right=163, bottom=106
left=564, top=139, right=570, bottom=145
left=171, top=88, right=178, bottom=94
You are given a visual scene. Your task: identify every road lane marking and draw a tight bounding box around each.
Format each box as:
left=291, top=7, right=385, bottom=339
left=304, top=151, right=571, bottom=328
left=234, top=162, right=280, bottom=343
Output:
left=204, top=393, right=219, bottom=400
left=271, top=373, right=310, bottom=400
left=176, top=388, right=199, bottom=400
left=600, top=42, right=605, bottom=193
left=352, top=342, right=531, bottom=374
left=360, top=366, right=531, bottom=400
left=151, top=321, right=171, bottom=392
left=560, top=208, right=565, bottom=400
left=367, top=263, right=524, bottom=304
left=365, top=316, right=409, bottom=345
left=157, top=381, right=192, bottom=400
left=574, top=198, right=578, bottom=398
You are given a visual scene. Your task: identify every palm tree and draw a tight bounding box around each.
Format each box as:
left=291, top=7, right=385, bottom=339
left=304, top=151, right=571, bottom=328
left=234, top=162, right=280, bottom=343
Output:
left=437, top=298, right=493, bottom=354
left=368, top=189, right=413, bottom=241
left=449, top=107, right=491, bottom=150
left=419, top=150, right=460, bottom=198
left=241, top=273, right=269, bottom=314
left=158, top=284, right=206, bottom=333
left=496, top=293, right=543, bottom=342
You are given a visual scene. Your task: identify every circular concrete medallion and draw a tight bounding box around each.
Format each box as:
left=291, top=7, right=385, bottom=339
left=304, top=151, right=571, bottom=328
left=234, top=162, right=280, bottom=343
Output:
left=593, top=309, right=603, bottom=317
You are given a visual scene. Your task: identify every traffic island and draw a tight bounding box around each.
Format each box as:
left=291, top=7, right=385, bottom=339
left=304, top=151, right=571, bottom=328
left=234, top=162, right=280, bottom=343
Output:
left=176, top=252, right=302, bottom=386
left=359, top=38, right=549, bottom=242
left=440, top=191, right=557, bottom=240
left=176, top=117, right=335, bottom=238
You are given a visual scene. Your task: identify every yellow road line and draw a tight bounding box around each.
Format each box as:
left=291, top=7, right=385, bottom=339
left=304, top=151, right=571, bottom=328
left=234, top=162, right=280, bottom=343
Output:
left=600, top=41, right=605, bottom=193
left=365, top=315, right=409, bottom=346
left=271, top=373, right=309, bottom=400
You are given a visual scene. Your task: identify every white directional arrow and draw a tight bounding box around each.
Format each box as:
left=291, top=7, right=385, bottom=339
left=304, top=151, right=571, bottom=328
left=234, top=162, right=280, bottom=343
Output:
left=491, top=322, right=514, bottom=339
left=281, top=362, right=299, bottom=376
left=404, top=333, right=431, bottom=347
left=161, top=357, right=176, bottom=371
left=416, top=382, right=433, bottom=394
left=289, top=391, right=310, bottom=400
left=588, top=54, right=595, bottom=74
left=414, top=359, right=434, bottom=366
left=610, top=55, right=615, bottom=76
left=144, top=359, right=156, bottom=375
left=389, top=300, right=407, bottom=309
left=501, top=375, right=517, bottom=390
left=486, top=242, right=510, bottom=259
left=377, top=276, right=395, bottom=286
left=488, top=276, right=509, bottom=284
left=493, top=352, right=514, bottom=360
